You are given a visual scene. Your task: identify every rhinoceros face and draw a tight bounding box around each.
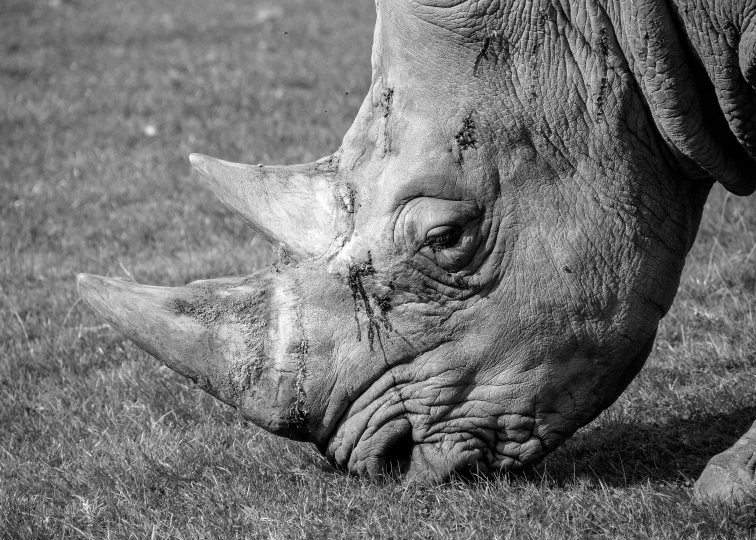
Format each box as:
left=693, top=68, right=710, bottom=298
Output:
left=78, top=0, right=756, bottom=481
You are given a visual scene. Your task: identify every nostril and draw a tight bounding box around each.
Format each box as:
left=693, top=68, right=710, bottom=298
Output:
left=383, top=431, right=414, bottom=477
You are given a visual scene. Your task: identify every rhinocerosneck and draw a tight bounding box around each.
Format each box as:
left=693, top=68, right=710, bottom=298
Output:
left=78, top=0, right=756, bottom=499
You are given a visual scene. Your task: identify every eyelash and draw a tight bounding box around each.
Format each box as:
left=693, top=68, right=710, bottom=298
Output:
left=423, top=229, right=460, bottom=252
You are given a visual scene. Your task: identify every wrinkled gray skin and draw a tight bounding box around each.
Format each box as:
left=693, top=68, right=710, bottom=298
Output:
left=78, top=0, right=756, bottom=503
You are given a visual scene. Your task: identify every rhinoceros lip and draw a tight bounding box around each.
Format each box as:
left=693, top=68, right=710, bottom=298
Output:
left=318, top=323, right=662, bottom=480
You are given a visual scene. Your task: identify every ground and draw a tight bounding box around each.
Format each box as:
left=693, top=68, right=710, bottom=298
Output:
left=2, top=0, right=756, bottom=538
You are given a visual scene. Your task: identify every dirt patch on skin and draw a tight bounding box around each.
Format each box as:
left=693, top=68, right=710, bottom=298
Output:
left=474, top=34, right=494, bottom=76
left=339, top=184, right=356, bottom=213
left=453, top=112, right=477, bottom=162
left=380, top=88, right=393, bottom=117
left=594, top=26, right=608, bottom=118
left=287, top=338, right=309, bottom=434
left=473, top=31, right=508, bottom=77
left=527, top=7, right=556, bottom=104
left=347, top=251, right=392, bottom=353
left=315, top=149, right=341, bottom=172
left=277, top=245, right=295, bottom=265
left=172, top=291, right=267, bottom=329
left=380, top=88, right=394, bottom=153
left=172, top=286, right=269, bottom=383
left=348, top=252, right=376, bottom=345
left=455, top=112, right=477, bottom=152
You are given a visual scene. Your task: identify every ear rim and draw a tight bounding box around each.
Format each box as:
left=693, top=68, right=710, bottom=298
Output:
left=616, top=1, right=756, bottom=196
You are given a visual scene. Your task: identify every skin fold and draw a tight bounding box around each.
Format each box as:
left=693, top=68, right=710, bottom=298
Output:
left=78, top=0, right=756, bottom=501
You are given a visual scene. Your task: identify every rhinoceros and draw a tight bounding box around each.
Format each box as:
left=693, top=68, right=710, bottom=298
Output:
left=77, top=0, right=756, bottom=503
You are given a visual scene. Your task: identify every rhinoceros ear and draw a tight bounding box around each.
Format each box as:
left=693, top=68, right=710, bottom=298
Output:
left=190, top=154, right=352, bottom=259
left=742, top=19, right=756, bottom=87
left=618, top=3, right=756, bottom=195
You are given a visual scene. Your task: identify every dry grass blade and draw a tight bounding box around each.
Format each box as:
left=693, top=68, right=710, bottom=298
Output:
left=0, top=285, right=33, bottom=355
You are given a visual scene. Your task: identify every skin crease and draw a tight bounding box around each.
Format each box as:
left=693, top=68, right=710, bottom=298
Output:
left=78, top=0, right=756, bottom=496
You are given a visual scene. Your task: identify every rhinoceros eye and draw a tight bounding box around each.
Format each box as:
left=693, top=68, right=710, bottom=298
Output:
left=419, top=218, right=481, bottom=273
left=423, top=225, right=462, bottom=252
left=395, top=197, right=482, bottom=274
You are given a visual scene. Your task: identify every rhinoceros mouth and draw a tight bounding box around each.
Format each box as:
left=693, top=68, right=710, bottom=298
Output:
left=326, top=403, right=549, bottom=482
left=319, top=324, right=661, bottom=481
left=320, top=363, right=521, bottom=481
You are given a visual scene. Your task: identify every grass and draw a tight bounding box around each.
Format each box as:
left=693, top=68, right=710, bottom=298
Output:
left=1, top=0, right=756, bottom=537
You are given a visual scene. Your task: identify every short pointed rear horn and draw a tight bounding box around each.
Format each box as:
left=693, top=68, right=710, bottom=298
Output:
left=189, top=154, right=351, bottom=259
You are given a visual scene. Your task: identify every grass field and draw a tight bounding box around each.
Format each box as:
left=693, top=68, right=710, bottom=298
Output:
left=2, top=0, right=756, bottom=537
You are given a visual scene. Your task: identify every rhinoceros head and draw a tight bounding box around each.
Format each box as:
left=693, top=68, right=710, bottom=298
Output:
left=78, top=0, right=756, bottom=481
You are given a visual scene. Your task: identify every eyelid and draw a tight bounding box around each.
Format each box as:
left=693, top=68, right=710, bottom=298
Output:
left=425, top=224, right=458, bottom=238
left=410, top=199, right=481, bottom=236
left=393, top=197, right=482, bottom=252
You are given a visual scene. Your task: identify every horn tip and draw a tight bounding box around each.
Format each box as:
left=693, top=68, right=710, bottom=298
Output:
left=76, top=273, right=114, bottom=321
left=77, top=272, right=101, bottom=297
left=189, top=153, right=210, bottom=177
left=77, top=273, right=121, bottom=310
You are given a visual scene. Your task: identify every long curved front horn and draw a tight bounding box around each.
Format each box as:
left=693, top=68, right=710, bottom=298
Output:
left=76, top=272, right=308, bottom=439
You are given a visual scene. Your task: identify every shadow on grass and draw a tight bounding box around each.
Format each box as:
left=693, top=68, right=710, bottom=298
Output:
left=251, top=406, right=756, bottom=489
left=296, top=407, right=756, bottom=491
left=533, top=407, right=756, bottom=487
